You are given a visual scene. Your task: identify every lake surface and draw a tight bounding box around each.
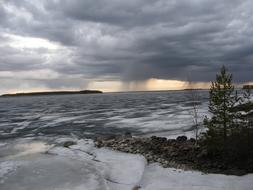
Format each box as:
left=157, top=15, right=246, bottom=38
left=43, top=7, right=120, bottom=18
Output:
left=0, top=90, right=209, bottom=140
left=4, top=90, right=251, bottom=190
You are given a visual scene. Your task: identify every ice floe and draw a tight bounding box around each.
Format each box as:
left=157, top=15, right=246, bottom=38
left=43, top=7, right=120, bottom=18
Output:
left=0, top=138, right=253, bottom=190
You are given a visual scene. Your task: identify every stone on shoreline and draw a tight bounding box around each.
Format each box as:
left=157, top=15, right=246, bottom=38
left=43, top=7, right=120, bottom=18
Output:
left=95, top=135, right=250, bottom=176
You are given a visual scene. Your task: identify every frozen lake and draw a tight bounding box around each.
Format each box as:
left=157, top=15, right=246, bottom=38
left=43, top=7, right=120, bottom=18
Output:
left=0, top=90, right=253, bottom=190
left=0, top=90, right=209, bottom=139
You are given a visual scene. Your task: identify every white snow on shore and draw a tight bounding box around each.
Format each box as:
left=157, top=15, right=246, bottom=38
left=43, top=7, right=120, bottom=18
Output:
left=140, top=164, right=253, bottom=190
left=0, top=138, right=253, bottom=190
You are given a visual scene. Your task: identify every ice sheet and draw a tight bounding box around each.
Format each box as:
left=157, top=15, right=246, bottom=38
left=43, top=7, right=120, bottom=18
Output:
left=0, top=139, right=146, bottom=190
left=1, top=138, right=252, bottom=190
left=140, top=163, right=253, bottom=190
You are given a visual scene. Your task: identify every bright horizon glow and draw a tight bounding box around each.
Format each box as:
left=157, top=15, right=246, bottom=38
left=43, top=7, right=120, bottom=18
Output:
left=2, top=78, right=251, bottom=95
left=87, top=79, right=194, bottom=92
left=1, top=79, right=211, bottom=95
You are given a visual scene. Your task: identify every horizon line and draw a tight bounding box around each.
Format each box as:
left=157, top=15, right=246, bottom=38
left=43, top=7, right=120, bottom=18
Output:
left=0, top=88, right=215, bottom=96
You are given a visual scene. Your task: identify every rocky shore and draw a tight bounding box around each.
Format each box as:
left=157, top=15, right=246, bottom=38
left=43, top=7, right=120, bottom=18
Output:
left=95, top=135, right=251, bottom=176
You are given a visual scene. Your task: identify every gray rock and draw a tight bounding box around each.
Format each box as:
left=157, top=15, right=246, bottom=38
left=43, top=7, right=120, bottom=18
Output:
left=176, top=136, right=188, bottom=142
left=63, top=141, right=76, bottom=148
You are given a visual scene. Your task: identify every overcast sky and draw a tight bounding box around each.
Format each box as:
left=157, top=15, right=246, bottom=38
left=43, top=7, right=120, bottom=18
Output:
left=0, top=0, right=253, bottom=93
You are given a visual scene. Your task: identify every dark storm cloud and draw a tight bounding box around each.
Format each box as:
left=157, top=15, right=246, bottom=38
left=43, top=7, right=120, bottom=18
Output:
left=0, top=0, right=253, bottom=92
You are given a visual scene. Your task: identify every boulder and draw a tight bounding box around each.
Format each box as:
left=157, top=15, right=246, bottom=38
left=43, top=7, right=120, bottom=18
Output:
left=176, top=136, right=187, bottom=142
left=124, top=131, right=132, bottom=138
left=63, top=141, right=76, bottom=148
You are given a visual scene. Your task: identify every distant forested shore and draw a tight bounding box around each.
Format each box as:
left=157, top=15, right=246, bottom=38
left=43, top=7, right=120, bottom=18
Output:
left=1, top=90, right=103, bottom=97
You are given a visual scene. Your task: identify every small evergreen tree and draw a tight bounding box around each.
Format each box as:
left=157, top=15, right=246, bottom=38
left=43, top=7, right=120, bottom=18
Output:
left=201, top=66, right=253, bottom=169
left=203, top=65, right=239, bottom=154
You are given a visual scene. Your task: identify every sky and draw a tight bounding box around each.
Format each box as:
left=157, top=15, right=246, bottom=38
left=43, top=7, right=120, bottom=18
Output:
left=0, top=0, right=253, bottom=93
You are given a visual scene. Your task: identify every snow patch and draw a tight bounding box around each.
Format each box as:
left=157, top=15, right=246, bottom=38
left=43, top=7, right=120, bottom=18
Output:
left=0, top=161, right=21, bottom=184
left=140, top=163, right=253, bottom=190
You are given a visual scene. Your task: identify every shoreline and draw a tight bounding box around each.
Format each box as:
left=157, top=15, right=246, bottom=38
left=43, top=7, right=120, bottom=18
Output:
left=95, top=135, right=252, bottom=176
left=1, top=137, right=253, bottom=190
